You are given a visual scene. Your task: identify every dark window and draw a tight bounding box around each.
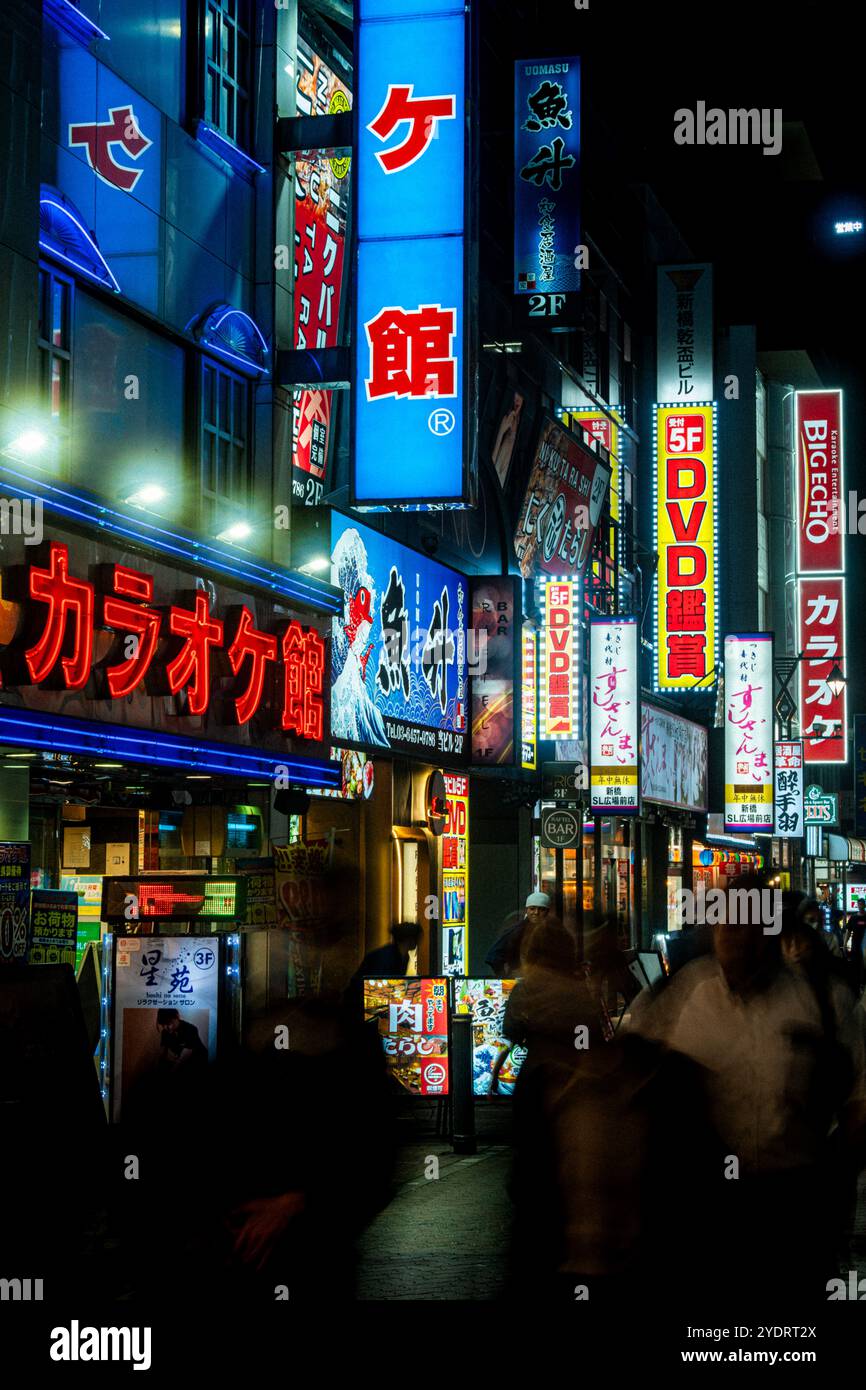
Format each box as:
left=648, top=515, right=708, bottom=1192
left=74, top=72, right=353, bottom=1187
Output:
left=204, top=0, right=251, bottom=148
left=38, top=265, right=73, bottom=424
left=200, top=357, right=250, bottom=517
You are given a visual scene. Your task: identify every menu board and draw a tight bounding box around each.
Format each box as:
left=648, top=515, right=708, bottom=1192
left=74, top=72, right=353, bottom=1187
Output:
left=363, top=977, right=449, bottom=1095
left=454, top=978, right=526, bottom=1096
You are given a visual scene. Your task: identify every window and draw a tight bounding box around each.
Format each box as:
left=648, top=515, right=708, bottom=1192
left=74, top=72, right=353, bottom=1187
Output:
left=200, top=358, right=250, bottom=519
left=38, top=266, right=73, bottom=423
left=204, top=0, right=251, bottom=148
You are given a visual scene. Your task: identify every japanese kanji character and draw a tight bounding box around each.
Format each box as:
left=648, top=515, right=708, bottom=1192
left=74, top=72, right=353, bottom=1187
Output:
left=365, top=304, right=457, bottom=401
left=666, top=633, right=706, bottom=679
left=368, top=84, right=456, bottom=173
left=102, top=565, right=161, bottom=699
left=26, top=542, right=94, bottom=690
left=422, top=586, right=455, bottom=714
left=519, top=136, right=576, bottom=191
left=226, top=606, right=277, bottom=725
left=282, top=622, right=325, bottom=742
left=665, top=589, right=706, bottom=632
left=377, top=567, right=410, bottom=699
left=165, top=593, right=224, bottom=716
left=522, top=80, right=573, bottom=132
left=68, top=105, right=152, bottom=193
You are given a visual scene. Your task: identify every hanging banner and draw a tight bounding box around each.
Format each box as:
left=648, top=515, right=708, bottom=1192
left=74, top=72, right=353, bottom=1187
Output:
left=640, top=702, right=708, bottom=812
left=515, top=415, right=610, bottom=580
left=855, top=715, right=866, bottom=837
left=540, top=580, right=579, bottom=740
left=774, top=740, right=805, bottom=838
left=521, top=623, right=537, bottom=770
left=514, top=56, right=581, bottom=324
left=657, top=264, right=713, bottom=403
left=724, top=634, right=774, bottom=832
left=799, top=575, right=846, bottom=765
left=471, top=577, right=517, bottom=765
left=795, top=390, right=843, bottom=574
left=655, top=403, right=717, bottom=690
left=570, top=409, right=620, bottom=520
left=589, top=616, right=639, bottom=814
left=442, top=772, right=469, bottom=976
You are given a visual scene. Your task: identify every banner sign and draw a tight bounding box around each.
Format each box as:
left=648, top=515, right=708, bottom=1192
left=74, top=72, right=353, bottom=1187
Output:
left=799, top=575, right=846, bottom=764
left=443, top=772, right=469, bottom=976
left=291, top=27, right=352, bottom=506
left=454, top=979, right=526, bottom=1097
left=541, top=805, right=581, bottom=848
left=640, top=702, right=708, bottom=812
left=330, top=513, right=468, bottom=760
left=363, top=977, right=449, bottom=1096
left=774, top=740, right=805, bottom=838
left=353, top=0, right=473, bottom=507
left=540, top=580, right=578, bottom=739
left=28, top=888, right=78, bottom=966
left=514, top=57, right=581, bottom=322
left=471, top=577, right=517, bottom=765
left=855, top=715, right=866, bottom=837
left=112, top=935, right=220, bottom=1121
left=657, top=264, right=713, bottom=403
left=724, top=634, right=774, bottom=832
left=804, top=783, right=838, bottom=827
left=589, top=616, right=639, bottom=814
left=520, top=623, right=537, bottom=770
left=655, top=403, right=717, bottom=689
left=0, top=842, right=31, bottom=965
left=795, top=390, right=843, bottom=574
left=515, top=415, right=610, bottom=580
left=571, top=410, right=619, bottom=520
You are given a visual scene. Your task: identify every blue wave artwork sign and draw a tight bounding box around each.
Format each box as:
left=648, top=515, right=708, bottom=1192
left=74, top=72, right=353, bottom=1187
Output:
left=514, top=57, right=581, bottom=306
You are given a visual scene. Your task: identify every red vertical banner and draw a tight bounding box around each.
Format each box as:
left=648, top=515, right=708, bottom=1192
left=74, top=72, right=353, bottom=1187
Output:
left=795, top=390, right=843, bottom=574
left=799, top=576, right=846, bottom=764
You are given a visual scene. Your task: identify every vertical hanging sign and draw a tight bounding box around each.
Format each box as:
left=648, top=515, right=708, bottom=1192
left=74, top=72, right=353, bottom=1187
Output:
left=540, top=580, right=579, bottom=739
left=724, top=634, right=774, bottom=833
left=353, top=0, right=474, bottom=507
left=521, top=623, right=537, bottom=770
left=589, top=616, right=639, bottom=814
left=774, top=740, right=804, bottom=838
left=442, top=772, right=468, bottom=976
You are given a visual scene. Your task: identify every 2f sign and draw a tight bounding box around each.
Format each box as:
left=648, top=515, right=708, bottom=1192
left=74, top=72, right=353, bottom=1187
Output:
left=667, top=415, right=705, bottom=453
left=528, top=293, right=566, bottom=317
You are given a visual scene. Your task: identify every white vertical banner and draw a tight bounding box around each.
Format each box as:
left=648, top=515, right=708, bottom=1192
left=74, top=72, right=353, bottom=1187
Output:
left=657, top=263, right=714, bottom=402
left=590, top=616, right=639, bottom=813
left=774, top=740, right=804, bottom=838
left=724, top=634, right=774, bottom=832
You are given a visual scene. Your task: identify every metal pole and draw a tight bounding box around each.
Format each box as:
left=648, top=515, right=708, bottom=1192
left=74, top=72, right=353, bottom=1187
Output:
left=450, top=1012, right=476, bottom=1155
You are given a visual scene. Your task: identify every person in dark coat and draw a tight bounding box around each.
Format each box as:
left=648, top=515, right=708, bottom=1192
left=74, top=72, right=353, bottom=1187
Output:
left=485, top=892, right=550, bottom=978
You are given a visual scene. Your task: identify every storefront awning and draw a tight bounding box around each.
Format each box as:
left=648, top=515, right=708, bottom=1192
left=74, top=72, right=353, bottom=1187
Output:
left=827, top=834, right=866, bottom=863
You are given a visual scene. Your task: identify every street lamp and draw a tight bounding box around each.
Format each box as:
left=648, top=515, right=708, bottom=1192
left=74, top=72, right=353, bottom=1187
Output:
left=828, top=663, right=846, bottom=700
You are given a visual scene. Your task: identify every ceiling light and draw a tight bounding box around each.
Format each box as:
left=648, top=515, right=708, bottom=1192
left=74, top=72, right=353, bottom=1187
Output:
left=216, top=521, right=252, bottom=544
left=125, top=484, right=167, bottom=508
left=299, top=555, right=330, bottom=575
left=4, top=428, right=48, bottom=459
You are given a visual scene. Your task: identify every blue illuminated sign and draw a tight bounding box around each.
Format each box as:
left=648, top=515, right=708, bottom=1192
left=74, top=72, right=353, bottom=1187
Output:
left=330, top=513, right=468, bottom=760
left=352, top=0, right=474, bottom=508
left=514, top=57, right=581, bottom=301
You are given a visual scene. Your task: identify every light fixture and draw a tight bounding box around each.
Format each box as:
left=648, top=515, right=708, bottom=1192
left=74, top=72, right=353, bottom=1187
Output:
left=186, top=774, right=212, bottom=780
left=125, top=483, right=167, bottom=509
left=299, top=555, right=330, bottom=575
left=93, top=762, right=123, bottom=768
left=4, top=428, right=48, bottom=460
left=216, top=520, right=252, bottom=545
left=4, top=751, right=37, bottom=758
left=828, top=663, right=846, bottom=699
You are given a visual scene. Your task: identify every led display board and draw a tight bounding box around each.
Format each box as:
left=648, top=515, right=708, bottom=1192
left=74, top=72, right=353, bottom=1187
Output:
left=102, top=877, right=244, bottom=923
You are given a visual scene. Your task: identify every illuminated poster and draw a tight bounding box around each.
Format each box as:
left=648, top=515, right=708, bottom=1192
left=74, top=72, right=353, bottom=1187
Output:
left=655, top=404, right=717, bottom=689
left=521, top=624, right=537, bottom=770
left=0, top=842, right=31, bottom=965
left=353, top=0, right=472, bottom=506
left=571, top=410, right=619, bottom=520
left=656, top=264, right=713, bottom=403
left=491, top=390, right=525, bottom=488
left=774, top=740, right=805, bottom=838
left=112, top=936, right=219, bottom=1121
left=363, top=977, right=449, bottom=1096
left=589, top=616, right=639, bottom=814
left=443, top=772, right=468, bottom=976
left=795, top=390, right=843, bottom=574
left=60, top=873, right=103, bottom=971
left=291, top=29, right=352, bottom=506
left=540, top=581, right=578, bottom=739
left=855, top=716, right=866, bottom=837
left=641, top=702, right=707, bottom=813
left=28, top=889, right=78, bottom=966
left=724, top=634, right=774, bottom=832
left=330, top=513, right=468, bottom=760
left=454, top=979, right=526, bottom=1097
left=515, top=415, right=610, bottom=580
left=514, top=57, right=581, bottom=321
left=799, top=576, right=847, bottom=765
left=471, top=577, right=517, bottom=765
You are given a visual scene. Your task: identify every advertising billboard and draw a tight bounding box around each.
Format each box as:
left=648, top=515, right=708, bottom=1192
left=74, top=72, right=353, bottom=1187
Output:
left=855, top=715, right=866, bottom=837
left=540, top=581, right=579, bottom=740
left=657, top=264, right=714, bottom=403
left=799, top=575, right=847, bottom=764
left=774, top=740, right=805, bottom=838
left=515, top=415, right=610, bottom=580
left=589, top=616, right=639, bottom=814
left=330, top=513, right=468, bottom=760
left=795, top=390, right=843, bottom=574
left=724, top=634, right=774, bottom=833
left=443, top=772, right=469, bottom=976
left=363, top=977, right=449, bottom=1095
left=655, top=403, right=717, bottom=689
left=291, top=28, right=352, bottom=506
left=454, top=979, right=526, bottom=1096
left=571, top=409, right=619, bottom=520
left=514, top=57, right=581, bottom=322
left=521, top=623, right=537, bottom=770
left=0, top=842, right=31, bottom=965
left=111, top=936, right=220, bottom=1121
left=471, top=577, right=518, bottom=765
left=640, top=702, right=708, bottom=812
left=353, top=0, right=473, bottom=507
left=28, top=889, right=78, bottom=967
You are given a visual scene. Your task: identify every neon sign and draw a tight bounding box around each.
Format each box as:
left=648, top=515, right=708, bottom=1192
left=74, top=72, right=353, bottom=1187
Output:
left=103, top=877, right=242, bottom=921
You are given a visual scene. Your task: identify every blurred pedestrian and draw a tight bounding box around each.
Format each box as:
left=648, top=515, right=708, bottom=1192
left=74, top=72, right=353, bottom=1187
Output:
left=844, top=896, right=866, bottom=995
left=485, top=891, right=550, bottom=978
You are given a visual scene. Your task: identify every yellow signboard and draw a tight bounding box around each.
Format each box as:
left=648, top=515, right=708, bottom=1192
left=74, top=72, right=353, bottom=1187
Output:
left=655, top=403, right=716, bottom=689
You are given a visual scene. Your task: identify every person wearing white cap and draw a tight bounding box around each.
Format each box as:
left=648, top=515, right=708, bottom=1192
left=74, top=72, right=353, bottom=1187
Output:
left=485, top=891, right=550, bottom=978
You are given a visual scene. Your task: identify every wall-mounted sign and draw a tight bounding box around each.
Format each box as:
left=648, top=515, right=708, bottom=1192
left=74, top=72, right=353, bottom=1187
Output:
left=520, top=623, right=537, bottom=770
left=540, top=581, right=579, bottom=739
left=655, top=403, right=717, bottom=690
left=589, top=616, right=639, bottom=814
left=102, top=877, right=243, bottom=922
left=795, top=390, right=843, bottom=574
left=656, top=264, right=713, bottom=403
left=363, top=977, right=449, bottom=1095
left=330, top=513, right=467, bottom=761
left=542, top=761, right=584, bottom=805
left=724, top=634, right=774, bottom=833
left=515, top=415, right=610, bottom=580
left=541, top=805, right=581, bottom=849
left=570, top=410, right=619, bottom=520
left=640, top=702, right=708, bottom=812
left=28, top=888, right=78, bottom=966
left=0, top=842, right=31, bottom=965
left=353, top=0, right=474, bottom=506
left=454, top=978, right=525, bottom=1096
left=112, top=935, right=220, bottom=1121
left=804, top=783, right=838, bottom=827
left=443, top=772, right=469, bottom=976
left=774, top=740, right=804, bottom=838
left=514, top=56, right=581, bottom=322
left=799, top=575, right=846, bottom=765
left=426, top=770, right=448, bottom=834
left=471, top=577, right=517, bottom=765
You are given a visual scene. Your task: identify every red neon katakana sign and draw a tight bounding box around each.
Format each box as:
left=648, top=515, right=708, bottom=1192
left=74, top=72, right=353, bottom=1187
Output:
left=367, top=84, right=456, bottom=174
